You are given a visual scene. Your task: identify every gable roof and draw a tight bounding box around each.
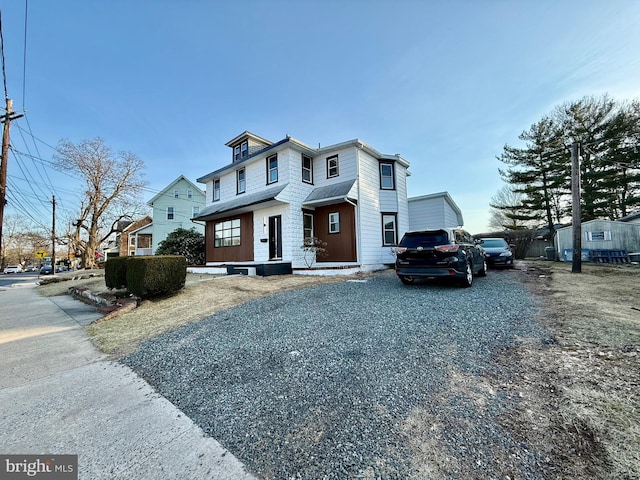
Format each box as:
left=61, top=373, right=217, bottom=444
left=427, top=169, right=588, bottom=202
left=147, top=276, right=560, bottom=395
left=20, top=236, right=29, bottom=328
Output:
left=121, top=216, right=152, bottom=233
left=147, top=175, right=204, bottom=206
left=224, top=131, right=273, bottom=148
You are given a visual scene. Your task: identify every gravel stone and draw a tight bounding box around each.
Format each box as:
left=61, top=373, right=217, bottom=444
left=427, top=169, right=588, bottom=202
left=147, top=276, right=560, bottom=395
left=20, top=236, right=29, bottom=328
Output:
left=122, top=270, right=552, bottom=479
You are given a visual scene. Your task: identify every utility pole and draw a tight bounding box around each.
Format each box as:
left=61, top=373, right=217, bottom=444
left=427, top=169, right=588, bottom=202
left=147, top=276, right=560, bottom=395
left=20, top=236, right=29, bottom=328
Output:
left=571, top=142, right=582, bottom=273
left=0, top=98, right=24, bottom=265
left=51, top=195, right=56, bottom=273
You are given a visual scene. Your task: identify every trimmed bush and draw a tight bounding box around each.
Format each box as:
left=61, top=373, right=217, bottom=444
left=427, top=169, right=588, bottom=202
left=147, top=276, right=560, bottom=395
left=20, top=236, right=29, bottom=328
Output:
left=105, top=256, right=128, bottom=289
left=125, top=255, right=187, bottom=298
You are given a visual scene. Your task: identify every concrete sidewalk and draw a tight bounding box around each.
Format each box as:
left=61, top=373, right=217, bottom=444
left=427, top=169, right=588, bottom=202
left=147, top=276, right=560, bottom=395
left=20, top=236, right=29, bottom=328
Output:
left=0, top=283, right=257, bottom=480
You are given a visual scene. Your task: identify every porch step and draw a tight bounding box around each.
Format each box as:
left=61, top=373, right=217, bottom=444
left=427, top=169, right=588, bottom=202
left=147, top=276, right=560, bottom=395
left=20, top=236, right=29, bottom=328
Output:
left=226, top=263, right=292, bottom=277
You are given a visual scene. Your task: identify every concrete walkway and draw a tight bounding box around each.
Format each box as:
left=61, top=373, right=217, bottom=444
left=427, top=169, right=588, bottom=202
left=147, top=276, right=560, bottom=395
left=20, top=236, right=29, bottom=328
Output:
left=0, top=283, right=257, bottom=480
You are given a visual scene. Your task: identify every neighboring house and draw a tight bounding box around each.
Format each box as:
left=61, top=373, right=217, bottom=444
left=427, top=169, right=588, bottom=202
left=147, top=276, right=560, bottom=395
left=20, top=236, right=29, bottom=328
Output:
left=407, top=192, right=463, bottom=231
left=194, top=131, right=411, bottom=273
left=146, top=175, right=206, bottom=254
left=555, top=219, right=640, bottom=260
left=118, top=216, right=153, bottom=256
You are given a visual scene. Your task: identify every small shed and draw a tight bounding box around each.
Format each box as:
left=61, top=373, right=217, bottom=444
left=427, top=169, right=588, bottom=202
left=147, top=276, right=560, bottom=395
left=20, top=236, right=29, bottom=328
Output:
left=408, top=192, right=464, bottom=231
left=555, top=219, right=640, bottom=261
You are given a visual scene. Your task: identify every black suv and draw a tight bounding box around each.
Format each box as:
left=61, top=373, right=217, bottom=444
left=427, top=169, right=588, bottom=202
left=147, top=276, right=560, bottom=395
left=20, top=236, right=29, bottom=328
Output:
left=395, top=228, right=487, bottom=287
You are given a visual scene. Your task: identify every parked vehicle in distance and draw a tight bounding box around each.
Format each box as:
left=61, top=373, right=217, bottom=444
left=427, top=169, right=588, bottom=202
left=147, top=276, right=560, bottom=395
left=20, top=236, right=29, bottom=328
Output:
left=39, top=265, right=53, bottom=275
left=3, top=265, right=23, bottom=274
left=479, top=237, right=515, bottom=268
left=395, top=228, right=487, bottom=287
left=25, top=265, right=37, bottom=272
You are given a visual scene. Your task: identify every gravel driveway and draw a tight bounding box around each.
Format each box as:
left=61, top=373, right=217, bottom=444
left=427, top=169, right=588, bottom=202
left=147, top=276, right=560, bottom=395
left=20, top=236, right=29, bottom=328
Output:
left=122, top=269, right=551, bottom=479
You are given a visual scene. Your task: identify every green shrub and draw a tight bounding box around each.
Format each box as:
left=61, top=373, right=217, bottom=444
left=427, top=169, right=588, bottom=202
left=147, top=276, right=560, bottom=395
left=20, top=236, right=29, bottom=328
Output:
left=105, top=256, right=128, bottom=289
left=125, top=255, right=187, bottom=298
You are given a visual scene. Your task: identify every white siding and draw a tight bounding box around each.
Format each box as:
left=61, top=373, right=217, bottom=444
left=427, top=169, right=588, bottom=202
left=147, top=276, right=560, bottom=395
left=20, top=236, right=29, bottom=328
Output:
left=197, top=137, right=412, bottom=271
left=408, top=197, right=445, bottom=231
left=555, top=220, right=640, bottom=255
left=408, top=195, right=461, bottom=231
left=396, top=166, right=410, bottom=239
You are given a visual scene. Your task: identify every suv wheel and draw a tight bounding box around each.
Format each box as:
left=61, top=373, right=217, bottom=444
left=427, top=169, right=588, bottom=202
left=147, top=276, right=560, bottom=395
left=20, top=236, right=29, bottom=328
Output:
left=477, top=259, right=487, bottom=277
left=460, top=262, right=473, bottom=288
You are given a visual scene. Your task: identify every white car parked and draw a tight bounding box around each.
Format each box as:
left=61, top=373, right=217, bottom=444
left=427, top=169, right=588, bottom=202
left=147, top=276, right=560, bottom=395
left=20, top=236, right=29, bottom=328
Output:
left=3, top=265, right=23, bottom=274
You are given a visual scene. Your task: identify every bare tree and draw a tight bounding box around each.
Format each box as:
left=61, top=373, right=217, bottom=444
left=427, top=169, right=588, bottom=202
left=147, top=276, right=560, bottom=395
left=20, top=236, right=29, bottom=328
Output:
left=1, top=214, right=48, bottom=266
left=55, top=138, right=147, bottom=269
left=488, top=185, right=533, bottom=231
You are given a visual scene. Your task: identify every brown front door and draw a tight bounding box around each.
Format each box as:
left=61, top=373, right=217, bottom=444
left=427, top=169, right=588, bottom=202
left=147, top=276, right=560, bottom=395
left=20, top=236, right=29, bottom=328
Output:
left=314, top=202, right=356, bottom=262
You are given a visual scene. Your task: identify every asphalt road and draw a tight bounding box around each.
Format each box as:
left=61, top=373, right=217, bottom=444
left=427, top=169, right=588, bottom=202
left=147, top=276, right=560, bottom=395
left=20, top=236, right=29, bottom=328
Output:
left=0, top=271, right=39, bottom=288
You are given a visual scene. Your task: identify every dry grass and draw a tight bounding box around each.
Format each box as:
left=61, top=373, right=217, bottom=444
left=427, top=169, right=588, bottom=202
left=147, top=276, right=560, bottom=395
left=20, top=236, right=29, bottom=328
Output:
left=83, top=273, right=352, bottom=358
left=37, top=270, right=107, bottom=297
left=514, top=260, right=640, bottom=478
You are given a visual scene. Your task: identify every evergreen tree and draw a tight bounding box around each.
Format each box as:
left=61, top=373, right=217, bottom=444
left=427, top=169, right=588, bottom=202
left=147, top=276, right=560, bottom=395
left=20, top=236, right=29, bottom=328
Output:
left=155, top=228, right=205, bottom=265
left=498, top=116, right=568, bottom=241
left=555, top=95, right=640, bottom=221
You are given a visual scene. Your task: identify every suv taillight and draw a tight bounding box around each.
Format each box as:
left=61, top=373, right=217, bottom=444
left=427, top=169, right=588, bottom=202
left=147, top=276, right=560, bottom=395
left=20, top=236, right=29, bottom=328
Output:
left=434, top=244, right=459, bottom=253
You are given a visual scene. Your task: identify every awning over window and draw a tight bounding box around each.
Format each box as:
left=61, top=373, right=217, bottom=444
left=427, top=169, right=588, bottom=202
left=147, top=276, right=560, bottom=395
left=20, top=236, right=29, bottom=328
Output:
left=194, top=184, right=288, bottom=222
left=303, top=179, right=357, bottom=207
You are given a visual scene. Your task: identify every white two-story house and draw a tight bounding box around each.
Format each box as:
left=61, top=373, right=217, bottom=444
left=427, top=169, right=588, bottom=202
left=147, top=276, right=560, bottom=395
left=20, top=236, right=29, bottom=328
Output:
left=194, top=131, right=411, bottom=274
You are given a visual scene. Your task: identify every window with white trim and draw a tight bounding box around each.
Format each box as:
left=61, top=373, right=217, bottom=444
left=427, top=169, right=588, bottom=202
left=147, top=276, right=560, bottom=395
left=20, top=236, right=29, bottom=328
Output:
left=382, top=213, right=398, bottom=246
left=192, top=206, right=199, bottom=217
left=174, top=189, right=180, bottom=198
left=237, top=168, right=246, bottom=194
left=327, top=155, right=339, bottom=178
left=214, top=219, right=241, bottom=247
left=586, top=231, right=612, bottom=241
left=187, top=189, right=193, bottom=199
left=213, top=179, right=220, bottom=202
left=303, top=212, right=314, bottom=240
left=329, top=212, right=340, bottom=233
left=267, top=154, right=278, bottom=184
left=233, top=141, right=249, bottom=162
left=380, top=162, right=395, bottom=190
left=302, top=154, right=313, bottom=184
left=167, top=206, right=175, bottom=220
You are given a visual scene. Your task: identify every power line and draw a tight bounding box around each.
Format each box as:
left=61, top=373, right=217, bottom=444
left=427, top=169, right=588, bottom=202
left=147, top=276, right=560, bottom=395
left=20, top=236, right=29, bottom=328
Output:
left=21, top=0, right=28, bottom=110
left=0, top=9, right=7, bottom=100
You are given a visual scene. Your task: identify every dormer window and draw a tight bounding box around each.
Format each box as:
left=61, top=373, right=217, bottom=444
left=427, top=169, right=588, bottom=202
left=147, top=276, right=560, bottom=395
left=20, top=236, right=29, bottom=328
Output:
left=234, top=141, right=249, bottom=162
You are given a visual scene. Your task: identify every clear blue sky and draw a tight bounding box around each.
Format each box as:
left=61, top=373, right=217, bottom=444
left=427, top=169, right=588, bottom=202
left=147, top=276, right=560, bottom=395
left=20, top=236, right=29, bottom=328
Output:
left=2, top=0, right=639, bottom=235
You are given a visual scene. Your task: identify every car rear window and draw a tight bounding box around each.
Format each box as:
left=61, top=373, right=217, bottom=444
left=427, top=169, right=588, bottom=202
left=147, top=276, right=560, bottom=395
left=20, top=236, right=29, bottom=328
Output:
left=482, top=239, right=508, bottom=248
left=399, top=231, right=449, bottom=248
